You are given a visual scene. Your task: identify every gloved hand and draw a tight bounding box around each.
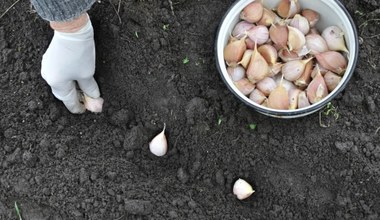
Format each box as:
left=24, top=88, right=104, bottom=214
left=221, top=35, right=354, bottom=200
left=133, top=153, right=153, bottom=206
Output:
left=41, top=14, right=103, bottom=113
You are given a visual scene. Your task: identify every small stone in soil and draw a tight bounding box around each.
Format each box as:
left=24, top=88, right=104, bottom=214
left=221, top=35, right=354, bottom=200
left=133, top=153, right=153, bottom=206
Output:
left=177, top=167, right=189, bottom=183
left=124, top=199, right=153, bottom=215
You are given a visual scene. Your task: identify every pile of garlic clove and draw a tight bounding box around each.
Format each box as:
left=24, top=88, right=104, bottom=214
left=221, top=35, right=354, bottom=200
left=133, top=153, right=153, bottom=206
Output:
left=224, top=0, right=349, bottom=110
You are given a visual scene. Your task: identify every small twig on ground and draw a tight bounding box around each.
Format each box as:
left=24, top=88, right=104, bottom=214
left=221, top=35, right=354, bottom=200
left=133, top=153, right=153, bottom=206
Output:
left=109, top=0, right=122, bottom=24
left=375, top=127, right=380, bottom=135
left=168, top=0, right=175, bottom=16
left=117, top=0, right=121, bottom=13
left=0, top=0, right=21, bottom=20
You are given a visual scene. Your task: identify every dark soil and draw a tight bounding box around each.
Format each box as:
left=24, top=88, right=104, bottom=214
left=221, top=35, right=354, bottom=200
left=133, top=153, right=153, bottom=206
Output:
left=1, top=0, right=380, bottom=219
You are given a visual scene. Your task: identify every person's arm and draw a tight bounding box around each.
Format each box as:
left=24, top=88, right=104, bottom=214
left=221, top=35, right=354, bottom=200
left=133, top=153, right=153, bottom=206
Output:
left=30, top=0, right=103, bottom=113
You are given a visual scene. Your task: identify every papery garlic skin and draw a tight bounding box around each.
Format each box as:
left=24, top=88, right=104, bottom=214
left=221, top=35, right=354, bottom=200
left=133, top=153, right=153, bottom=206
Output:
left=83, top=95, right=104, bottom=113
left=149, top=124, right=168, bottom=157
left=257, top=8, right=280, bottom=27
left=258, top=44, right=278, bottom=65
left=233, top=178, right=255, bottom=200
left=246, top=42, right=269, bottom=84
left=269, top=22, right=288, bottom=49
left=238, top=49, right=253, bottom=69
left=307, top=72, right=328, bottom=104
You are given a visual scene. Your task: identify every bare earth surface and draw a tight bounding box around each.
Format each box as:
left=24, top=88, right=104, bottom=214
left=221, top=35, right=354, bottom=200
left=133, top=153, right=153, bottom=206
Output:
left=0, top=0, right=380, bottom=219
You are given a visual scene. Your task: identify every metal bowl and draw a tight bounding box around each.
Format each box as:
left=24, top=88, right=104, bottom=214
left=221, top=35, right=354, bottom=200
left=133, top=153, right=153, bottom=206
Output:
left=215, top=0, right=359, bottom=118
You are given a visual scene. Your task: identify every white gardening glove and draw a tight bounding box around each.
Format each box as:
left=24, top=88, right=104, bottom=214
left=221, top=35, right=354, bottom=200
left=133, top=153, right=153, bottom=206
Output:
left=41, top=15, right=103, bottom=114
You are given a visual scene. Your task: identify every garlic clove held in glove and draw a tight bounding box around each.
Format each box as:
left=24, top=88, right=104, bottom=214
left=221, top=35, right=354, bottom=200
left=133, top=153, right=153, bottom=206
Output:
left=83, top=94, right=104, bottom=113
left=149, top=124, right=168, bottom=157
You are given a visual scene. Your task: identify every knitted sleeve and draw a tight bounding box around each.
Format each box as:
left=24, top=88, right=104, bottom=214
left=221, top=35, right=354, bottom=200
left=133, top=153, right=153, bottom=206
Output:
left=30, top=0, right=97, bottom=22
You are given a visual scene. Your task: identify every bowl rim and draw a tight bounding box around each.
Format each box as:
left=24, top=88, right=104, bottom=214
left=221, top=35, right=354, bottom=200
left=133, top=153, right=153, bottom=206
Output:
left=215, top=0, right=359, bottom=118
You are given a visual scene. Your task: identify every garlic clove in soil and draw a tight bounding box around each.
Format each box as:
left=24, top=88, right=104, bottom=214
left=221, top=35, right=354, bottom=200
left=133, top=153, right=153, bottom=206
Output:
left=233, top=178, right=255, bottom=200
left=149, top=124, right=168, bottom=157
left=83, top=94, right=104, bottom=113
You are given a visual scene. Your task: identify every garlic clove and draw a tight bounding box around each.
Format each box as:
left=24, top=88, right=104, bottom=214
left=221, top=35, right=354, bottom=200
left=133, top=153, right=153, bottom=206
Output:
left=245, top=38, right=256, bottom=50
left=234, top=78, right=256, bottom=96
left=227, top=65, right=246, bottom=82
left=268, top=82, right=289, bottom=110
left=256, top=77, right=277, bottom=96
left=297, top=91, right=311, bottom=109
left=269, top=22, right=288, bottom=50
left=324, top=71, right=342, bottom=92
left=282, top=57, right=313, bottom=82
left=311, top=64, right=328, bottom=78
left=278, top=48, right=301, bottom=62
left=247, top=25, right=269, bottom=45
left=301, top=9, right=320, bottom=28
left=290, top=14, right=310, bottom=35
left=305, top=34, right=329, bottom=55
left=238, top=49, right=253, bottom=69
left=257, top=8, right=281, bottom=27
left=246, top=42, right=269, bottom=84
left=321, top=26, right=349, bottom=53
left=307, top=71, right=328, bottom=104
left=232, top=21, right=255, bottom=39
left=315, top=51, right=347, bottom=75
left=274, top=75, right=296, bottom=92
left=294, top=58, right=313, bottom=87
left=287, top=26, right=306, bottom=51
left=149, top=124, right=168, bottom=157
left=83, top=95, right=104, bottom=113
left=240, top=1, right=264, bottom=23
left=308, top=27, right=320, bottom=35
left=249, top=89, right=267, bottom=104
left=268, top=62, right=284, bottom=77
left=258, top=44, right=278, bottom=65
left=224, top=36, right=247, bottom=67
left=277, top=0, right=300, bottom=18
left=233, top=178, right=255, bottom=200
left=288, top=88, right=302, bottom=110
